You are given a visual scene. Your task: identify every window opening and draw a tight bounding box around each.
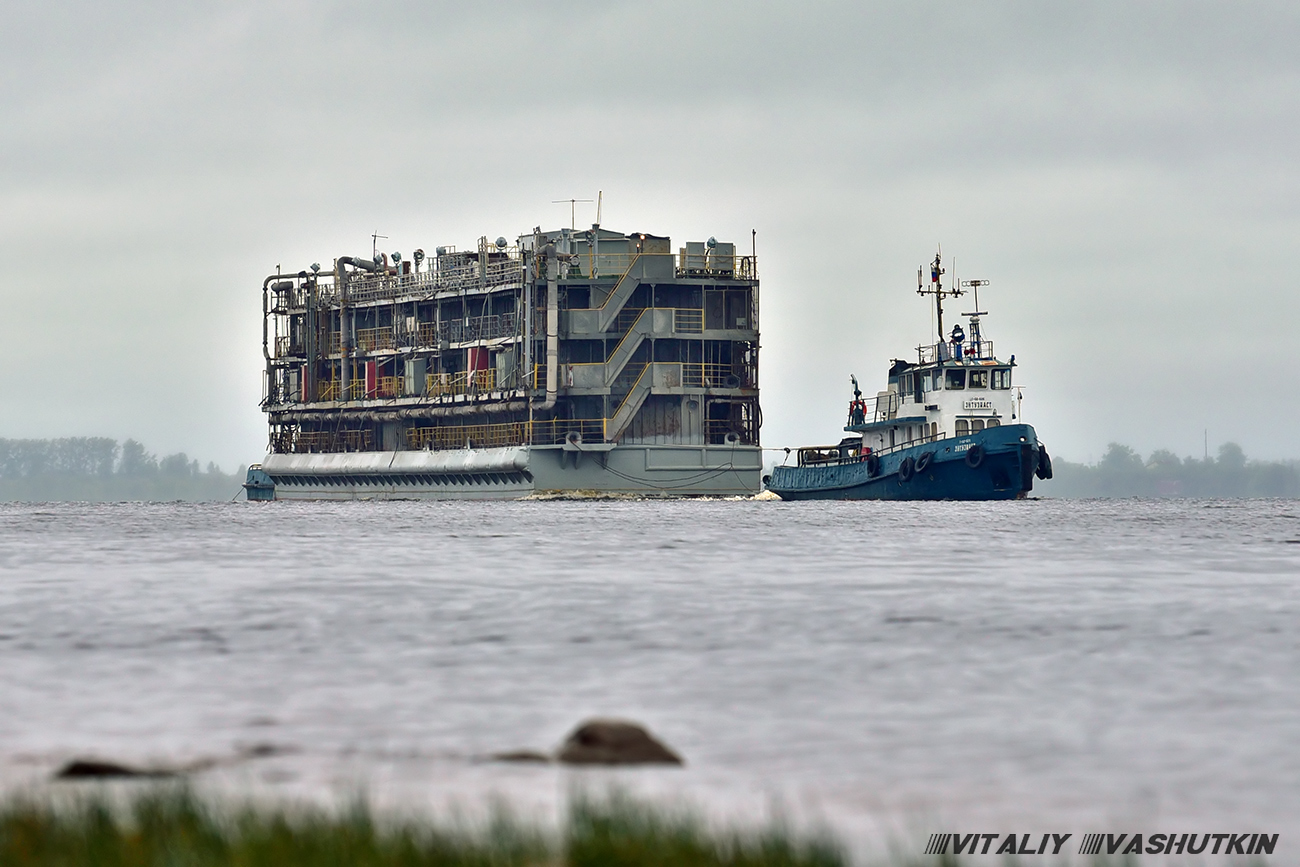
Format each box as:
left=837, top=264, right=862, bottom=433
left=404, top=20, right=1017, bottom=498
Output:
left=945, top=369, right=966, bottom=390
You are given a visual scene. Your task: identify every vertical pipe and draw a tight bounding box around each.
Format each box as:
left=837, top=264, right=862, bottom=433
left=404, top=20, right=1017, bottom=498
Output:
left=262, top=281, right=272, bottom=405
left=546, top=245, right=559, bottom=403
left=522, top=246, right=533, bottom=388
left=304, top=276, right=317, bottom=402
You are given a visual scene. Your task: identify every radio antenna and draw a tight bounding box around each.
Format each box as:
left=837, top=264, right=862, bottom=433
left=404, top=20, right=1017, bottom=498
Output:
left=551, top=198, right=593, bottom=231
left=916, top=245, right=963, bottom=343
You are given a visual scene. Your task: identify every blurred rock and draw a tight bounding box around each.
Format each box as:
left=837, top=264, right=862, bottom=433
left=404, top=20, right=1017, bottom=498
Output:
left=54, top=759, right=176, bottom=779
left=557, top=719, right=683, bottom=765
left=238, top=743, right=294, bottom=759
left=490, top=749, right=553, bottom=763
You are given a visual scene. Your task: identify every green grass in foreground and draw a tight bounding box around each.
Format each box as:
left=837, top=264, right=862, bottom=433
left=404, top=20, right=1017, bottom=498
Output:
left=0, top=790, right=1272, bottom=866
left=0, top=789, right=846, bottom=867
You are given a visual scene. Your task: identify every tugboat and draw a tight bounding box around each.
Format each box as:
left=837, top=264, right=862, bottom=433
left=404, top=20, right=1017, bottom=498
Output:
left=766, top=250, right=1051, bottom=500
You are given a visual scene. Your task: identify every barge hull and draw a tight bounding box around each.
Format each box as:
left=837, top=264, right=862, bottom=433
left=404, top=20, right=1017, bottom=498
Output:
left=247, top=444, right=762, bottom=500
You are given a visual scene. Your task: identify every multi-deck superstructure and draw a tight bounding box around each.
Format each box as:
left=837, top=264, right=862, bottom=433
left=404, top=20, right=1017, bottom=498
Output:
left=245, top=224, right=761, bottom=499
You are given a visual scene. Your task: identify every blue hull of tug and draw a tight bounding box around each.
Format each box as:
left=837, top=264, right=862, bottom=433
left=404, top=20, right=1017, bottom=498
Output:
left=767, top=424, right=1041, bottom=501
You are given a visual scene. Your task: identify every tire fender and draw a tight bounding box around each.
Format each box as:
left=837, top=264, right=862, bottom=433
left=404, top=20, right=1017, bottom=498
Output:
left=1036, top=446, right=1053, bottom=480
left=898, top=456, right=915, bottom=482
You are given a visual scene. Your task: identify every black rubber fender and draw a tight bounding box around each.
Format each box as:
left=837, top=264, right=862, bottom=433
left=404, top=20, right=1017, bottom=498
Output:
left=1036, top=446, right=1053, bottom=480
left=965, top=444, right=985, bottom=468
left=915, top=451, right=934, bottom=473
left=865, top=454, right=881, bottom=477
left=898, top=456, right=915, bottom=482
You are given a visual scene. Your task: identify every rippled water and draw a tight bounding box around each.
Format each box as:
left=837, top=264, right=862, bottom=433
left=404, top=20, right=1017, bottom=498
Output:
left=1, top=499, right=1297, bottom=857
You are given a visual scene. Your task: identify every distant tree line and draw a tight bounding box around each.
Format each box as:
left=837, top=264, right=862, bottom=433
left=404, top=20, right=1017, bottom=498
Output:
left=0, top=438, right=245, bottom=502
left=1042, top=442, right=1300, bottom=498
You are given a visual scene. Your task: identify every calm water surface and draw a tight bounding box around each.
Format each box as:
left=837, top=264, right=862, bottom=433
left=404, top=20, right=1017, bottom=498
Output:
left=1, top=499, right=1296, bottom=856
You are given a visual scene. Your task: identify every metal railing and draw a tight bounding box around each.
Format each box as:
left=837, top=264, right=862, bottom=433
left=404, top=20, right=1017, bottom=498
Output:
left=674, top=308, right=703, bottom=333
left=796, top=430, right=953, bottom=467
left=356, top=327, right=395, bottom=351
left=609, top=363, right=650, bottom=416
left=528, top=418, right=605, bottom=445
left=563, top=252, right=758, bottom=281
left=326, top=313, right=520, bottom=357
left=268, top=251, right=754, bottom=318
left=426, top=369, right=496, bottom=398
left=317, top=380, right=366, bottom=402
left=847, top=392, right=901, bottom=426
left=282, top=429, right=374, bottom=453
left=682, top=363, right=748, bottom=389
left=325, top=257, right=526, bottom=305
left=274, top=336, right=303, bottom=358
left=438, top=313, right=518, bottom=345
left=917, top=339, right=996, bottom=365
left=614, top=306, right=645, bottom=332
left=405, top=418, right=607, bottom=452
left=407, top=422, right=526, bottom=451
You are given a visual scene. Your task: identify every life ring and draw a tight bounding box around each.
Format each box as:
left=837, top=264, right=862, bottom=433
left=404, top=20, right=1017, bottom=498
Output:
left=865, top=454, right=880, bottom=477
left=915, top=451, right=934, bottom=473
left=965, top=444, right=985, bottom=468
left=1036, top=446, right=1053, bottom=480
left=898, top=456, right=915, bottom=482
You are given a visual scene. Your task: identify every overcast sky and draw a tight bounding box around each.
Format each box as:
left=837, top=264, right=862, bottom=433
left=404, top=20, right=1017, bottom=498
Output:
left=2, top=0, right=1298, bottom=469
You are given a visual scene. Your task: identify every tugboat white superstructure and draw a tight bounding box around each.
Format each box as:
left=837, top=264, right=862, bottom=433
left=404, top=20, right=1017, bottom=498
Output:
left=766, top=250, right=1051, bottom=500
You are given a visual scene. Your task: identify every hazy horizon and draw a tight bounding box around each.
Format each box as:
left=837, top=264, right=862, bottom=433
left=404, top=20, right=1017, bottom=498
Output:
left=4, top=2, right=1298, bottom=467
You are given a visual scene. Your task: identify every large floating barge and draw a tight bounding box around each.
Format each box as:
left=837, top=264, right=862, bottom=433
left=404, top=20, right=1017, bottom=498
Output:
left=245, top=224, right=761, bottom=500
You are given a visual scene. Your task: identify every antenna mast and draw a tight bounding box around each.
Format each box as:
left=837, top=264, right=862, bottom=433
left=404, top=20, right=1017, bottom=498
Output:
left=960, top=279, right=990, bottom=359
left=916, top=246, right=963, bottom=347
left=552, top=198, right=593, bottom=231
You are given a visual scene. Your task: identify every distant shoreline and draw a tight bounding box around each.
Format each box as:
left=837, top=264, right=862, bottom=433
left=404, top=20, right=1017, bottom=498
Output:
left=0, top=437, right=244, bottom=503
left=5, top=437, right=1298, bottom=501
